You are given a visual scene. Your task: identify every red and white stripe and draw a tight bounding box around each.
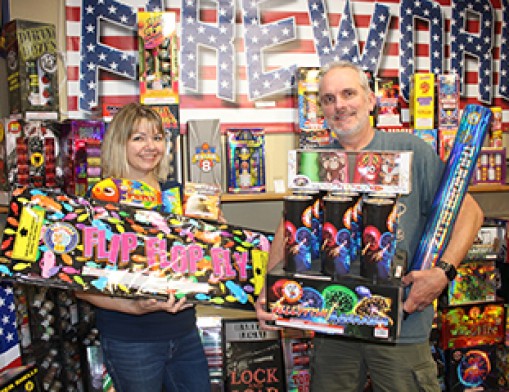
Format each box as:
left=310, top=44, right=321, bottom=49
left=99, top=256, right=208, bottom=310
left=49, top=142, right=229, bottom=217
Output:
left=65, top=0, right=508, bottom=132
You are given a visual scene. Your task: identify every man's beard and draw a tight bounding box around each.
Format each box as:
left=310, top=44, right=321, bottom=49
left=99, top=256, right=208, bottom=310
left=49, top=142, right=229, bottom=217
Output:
left=329, top=115, right=368, bottom=139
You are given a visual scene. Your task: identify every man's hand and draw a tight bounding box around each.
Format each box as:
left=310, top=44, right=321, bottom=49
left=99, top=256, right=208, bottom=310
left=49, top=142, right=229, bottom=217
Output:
left=254, top=286, right=280, bottom=330
left=401, top=267, right=448, bottom=313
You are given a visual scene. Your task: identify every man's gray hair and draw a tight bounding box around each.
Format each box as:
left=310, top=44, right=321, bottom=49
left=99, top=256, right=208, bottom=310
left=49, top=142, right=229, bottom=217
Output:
left=318, top=60, right=372, bottom=93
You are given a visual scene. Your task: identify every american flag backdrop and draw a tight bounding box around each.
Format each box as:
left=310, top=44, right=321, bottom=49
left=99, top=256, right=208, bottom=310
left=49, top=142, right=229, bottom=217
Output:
left=64, top=0, right=509, bottom=133
left=0, top=283, right=21, bottom=372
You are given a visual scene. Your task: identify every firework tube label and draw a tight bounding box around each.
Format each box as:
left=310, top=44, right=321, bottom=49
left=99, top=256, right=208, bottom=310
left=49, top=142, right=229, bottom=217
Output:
left=283, top=195, right=314, bottom=273
left=361, top=197, right=398, bottom=281
left=321, top=195, right=355, bottom=277
left=412, top=104, right=492, bottom=271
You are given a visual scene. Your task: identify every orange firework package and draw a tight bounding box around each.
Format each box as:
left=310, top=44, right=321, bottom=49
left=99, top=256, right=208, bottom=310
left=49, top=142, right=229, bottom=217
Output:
left=0, top=186, right=272, bottom=310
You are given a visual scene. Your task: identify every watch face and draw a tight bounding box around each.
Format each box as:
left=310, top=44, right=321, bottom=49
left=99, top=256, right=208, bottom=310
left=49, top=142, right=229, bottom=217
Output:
left=439, top=261, right=456, bottom=281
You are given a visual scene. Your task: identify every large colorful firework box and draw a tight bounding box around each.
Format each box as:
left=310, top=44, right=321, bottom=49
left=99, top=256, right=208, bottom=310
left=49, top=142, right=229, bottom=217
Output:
left=288, top=149, right=413, bottom=194
left=0, top=186, right=272, bottom=310
left=266, top=268, right=403, bottom=342
left=438, top=302, right=505, bottom=350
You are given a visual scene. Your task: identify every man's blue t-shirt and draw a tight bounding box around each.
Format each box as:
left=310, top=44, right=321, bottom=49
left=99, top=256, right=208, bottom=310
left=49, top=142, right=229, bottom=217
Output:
left=330, top=131, right=445, bottom=343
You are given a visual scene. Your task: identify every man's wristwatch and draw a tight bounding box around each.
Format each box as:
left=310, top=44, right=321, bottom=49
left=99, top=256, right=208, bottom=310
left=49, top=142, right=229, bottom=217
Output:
left=435, top=260, right=457, bottom=281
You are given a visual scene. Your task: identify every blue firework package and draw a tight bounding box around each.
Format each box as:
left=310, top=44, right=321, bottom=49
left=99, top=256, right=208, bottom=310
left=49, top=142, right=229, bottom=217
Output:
left=0, top=186, right=272, bottom=309
left=266, top=267, right=403, bottom=342
left=412, top=104, right=492, bottom=271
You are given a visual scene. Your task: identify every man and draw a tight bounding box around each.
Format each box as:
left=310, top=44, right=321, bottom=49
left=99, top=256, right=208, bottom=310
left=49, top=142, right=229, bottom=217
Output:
left=255, top=61, right=484, bottom=391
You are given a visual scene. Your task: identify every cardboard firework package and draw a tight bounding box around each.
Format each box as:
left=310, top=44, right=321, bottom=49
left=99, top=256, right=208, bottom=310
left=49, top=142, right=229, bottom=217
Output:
left=266, top=267, right=403, bottom=342
left=3, top=19, right=59, bottom=119
left=186, top=119, right=223, bottom=187
left=288, top=149, right=413, bottom=194
left=0, top=186, right=272, bottom=310
left=226, top=128, right=265, bottom=193
left=412, top=104, right=492, bottom=271
left=222, top=318, right=286, bottom=391
left=138, top=12, right=179, bottom=105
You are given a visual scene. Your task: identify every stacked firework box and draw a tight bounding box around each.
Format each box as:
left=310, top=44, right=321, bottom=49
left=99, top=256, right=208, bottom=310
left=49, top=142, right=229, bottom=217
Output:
left=267, top=104, right=493, bottom=343
left=267, top=149, right=412, bottom=342
left=295, top=67, right=331, bottom=148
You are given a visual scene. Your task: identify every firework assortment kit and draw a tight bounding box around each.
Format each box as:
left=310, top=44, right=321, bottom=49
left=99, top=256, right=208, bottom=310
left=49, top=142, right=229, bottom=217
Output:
left=266, top=267, right=403, bottom=342
left=0, top=186, right=272, bottom=310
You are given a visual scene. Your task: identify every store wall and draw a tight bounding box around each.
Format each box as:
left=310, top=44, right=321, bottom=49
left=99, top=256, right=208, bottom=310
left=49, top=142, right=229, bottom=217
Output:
left=5, top=0, right=509, bottom=230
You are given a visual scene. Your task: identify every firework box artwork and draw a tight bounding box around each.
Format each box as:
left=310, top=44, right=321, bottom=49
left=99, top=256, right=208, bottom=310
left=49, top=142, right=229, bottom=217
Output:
left=226, top=128, right=266, bottom=193
left=266, top=267, right=403, bottom=342
left=0, top=186, right=272, bottom=310
left=288, top=149, right=413, bottom=194
left=138, top=12, right=179, bottom=105
left=222, top=318, right=286, bottom=391
left=3, top=19, right=59, bottom=119
left=438, top=301, right=505, bottom=350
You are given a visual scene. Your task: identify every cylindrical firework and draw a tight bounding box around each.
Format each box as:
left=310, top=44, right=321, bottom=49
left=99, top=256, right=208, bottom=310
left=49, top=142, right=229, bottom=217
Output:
left=361, top=197, right=397, bottom=281
left=293, top=189, right=324, bottom=262
left=321, top=195, right=356, bottom=277
left=330, top=191, right=362, bottom=263
left=283, top=195, right=314, bottom=273
left=412, top=104, right=492, bottom=271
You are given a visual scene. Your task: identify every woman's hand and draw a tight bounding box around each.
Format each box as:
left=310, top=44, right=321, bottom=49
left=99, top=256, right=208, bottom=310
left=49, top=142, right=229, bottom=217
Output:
left=134, top=293, right=193, bottom=314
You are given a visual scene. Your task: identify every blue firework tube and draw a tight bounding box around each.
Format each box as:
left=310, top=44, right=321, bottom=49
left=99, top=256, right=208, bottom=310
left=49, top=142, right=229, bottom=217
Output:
left=412, top=104, right=492, bottom=271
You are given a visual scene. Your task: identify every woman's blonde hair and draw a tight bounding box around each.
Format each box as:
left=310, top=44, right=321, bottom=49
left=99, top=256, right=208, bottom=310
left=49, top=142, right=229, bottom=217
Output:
left=101, top=103, right=170, bottom=181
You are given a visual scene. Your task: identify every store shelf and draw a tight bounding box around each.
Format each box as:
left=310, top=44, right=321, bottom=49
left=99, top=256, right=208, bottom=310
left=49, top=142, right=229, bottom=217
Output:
left=0, top=186, right=506, bottom=210
left=219, top=185, right=509, bottom=202
left=468, top=184, right=509, bottom=193
left=221, top=192, right=290, bottom=202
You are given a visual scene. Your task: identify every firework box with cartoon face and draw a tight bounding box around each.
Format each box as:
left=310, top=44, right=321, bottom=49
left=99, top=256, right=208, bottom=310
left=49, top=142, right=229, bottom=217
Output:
left=138, top=12, right=179, bottom=105
left=0, top=186, right=272, bottom=310
left=266, top=267, right=403, bottom=342
left=288, top=149, right=413, bottom=194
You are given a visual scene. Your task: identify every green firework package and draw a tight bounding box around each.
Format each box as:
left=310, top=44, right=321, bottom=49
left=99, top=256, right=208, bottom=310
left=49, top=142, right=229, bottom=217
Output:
left=3, top=19, right=59, bottom=119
